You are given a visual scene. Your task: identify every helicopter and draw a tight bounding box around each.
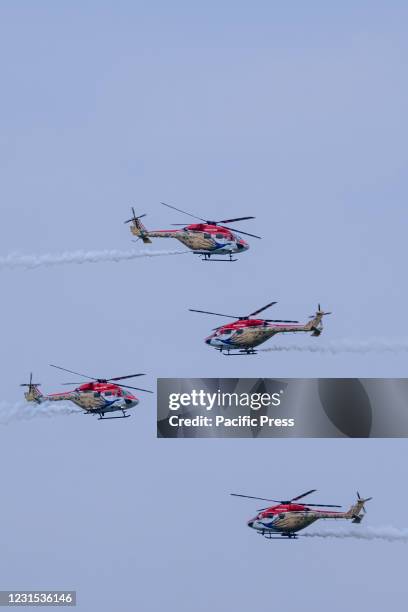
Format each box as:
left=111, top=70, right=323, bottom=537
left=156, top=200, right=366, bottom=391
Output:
left=231, top=490, right=372, bottom=539
left=189, top=301, right=332, bottom=355
left=124, top=202, right=261, bottom=261
left=21, top=364, right=153, bottom=420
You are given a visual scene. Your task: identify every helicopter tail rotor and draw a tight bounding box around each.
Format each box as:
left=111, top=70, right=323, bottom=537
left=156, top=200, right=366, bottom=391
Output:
left=20, top=373, right=43, bottom=403
left=308, top=304, right=332, bottom=318
left=307, top=303, right=332, bottom=336
left=125, top=207, right=152, bottom=244
left=351, top=491, right=372, bottom=523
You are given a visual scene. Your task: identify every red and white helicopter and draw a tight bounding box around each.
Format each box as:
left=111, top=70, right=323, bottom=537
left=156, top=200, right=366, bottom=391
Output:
left=231, top=489, right=372, bottom=539
left=189, top=301, right=332, bottom=355
left=21, top=364, right=153, bottom=420
left=125, top=202, right=261, bottom=261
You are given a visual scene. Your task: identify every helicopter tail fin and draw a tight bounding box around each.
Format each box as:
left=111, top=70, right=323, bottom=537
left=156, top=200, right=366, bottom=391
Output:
left=304, top=304, right=332, bottom=336
left=346, top=492, right=372, bottom=523
left=124, top=208, right=152, bottom=244
left=20, top=373, right=44, bottom=404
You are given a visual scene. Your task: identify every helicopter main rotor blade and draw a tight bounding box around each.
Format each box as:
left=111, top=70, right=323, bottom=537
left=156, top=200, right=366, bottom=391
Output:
left=290, top=489, right=317, bottom=502
left=161, top=202, right=207, bottom=222
left=302, top=503, right=342, bottom=508
left=117, top=383, right=153, bottom=393
left=49, top=365, right=148, bottom=385
left=230, top=494, right=282, bottom=503
left=189, top=308, right=239, bottom=319
left=61, top=382, right=83, bottom=386
left=232, top=490, right=341, bottom=508
left=264, top=319, right=300, bottom=323
left=218, top=225, right=262, bottom=239
left=49, top=364, right=98, bottom=381
left=171, top=222, right=261, bottom=239
left=248, top=301, right=278, bottom=317
left=217, top=216, right=255, bottom=223
left=60, top=380, right=153, bottom=393
left=107, top=373, right=146, bottom=382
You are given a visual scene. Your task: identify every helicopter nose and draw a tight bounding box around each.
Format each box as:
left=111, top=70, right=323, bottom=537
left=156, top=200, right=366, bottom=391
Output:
left=237, top=240, right=249, bottom=251
left=247, top=520, right=254, bottom=528
left=205, top=338, right=212, bottom=345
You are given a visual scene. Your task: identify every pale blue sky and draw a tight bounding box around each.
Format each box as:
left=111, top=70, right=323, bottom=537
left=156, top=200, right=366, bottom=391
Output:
left=0, top=2, right=407, bottom=610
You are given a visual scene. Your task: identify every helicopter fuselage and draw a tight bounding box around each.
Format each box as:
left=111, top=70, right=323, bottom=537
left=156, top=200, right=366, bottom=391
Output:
left=248, top=502, right=366, bottom=537
left=65, top=382, right=139, bottom=412
left=25, top=381, right=139, bottom=414
left=233, top=491, right=370, bottom=539
left=133, top=223, right=249, bottom=256
left=205, top=317, right=323, bottom=353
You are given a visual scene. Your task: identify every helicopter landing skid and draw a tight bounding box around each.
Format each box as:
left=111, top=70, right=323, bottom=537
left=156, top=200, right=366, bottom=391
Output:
left=260, top=532, right=299, bottom=540
left=194, top=252, right=238, bottom=262
left=98, top=414, right=130, bottom=421
left=220, top=349, right=258, bottom=356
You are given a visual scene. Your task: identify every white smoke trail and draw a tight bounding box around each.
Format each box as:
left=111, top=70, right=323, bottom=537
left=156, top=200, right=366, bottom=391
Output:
left=0, top=400, right=81, bottom=425
left=303, top=526, right=408, bottom=542
left=0, top=249, right=186, bottom=270
left=261, top=340, right=408, bottom=354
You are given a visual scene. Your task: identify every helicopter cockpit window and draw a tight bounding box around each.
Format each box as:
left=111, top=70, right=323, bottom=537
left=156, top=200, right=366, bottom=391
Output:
left=235, top=329, right=244, bottom=335
left=223, top=329, right=233, bottom=335
left=104, top=391, right=112, bottom=396
left=204, top=233, right=211, bottom=239
left=279, top=513, right=285, bottom=519
left=215, top=233, right=224, bottom=239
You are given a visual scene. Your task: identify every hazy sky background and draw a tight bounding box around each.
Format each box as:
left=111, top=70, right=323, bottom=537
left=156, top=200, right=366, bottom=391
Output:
left=0, top=1, right=407, bottom=610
